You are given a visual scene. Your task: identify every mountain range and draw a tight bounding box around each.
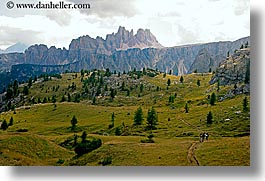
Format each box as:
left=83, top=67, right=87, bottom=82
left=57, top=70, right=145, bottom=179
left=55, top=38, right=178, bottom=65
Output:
left=0, top=27, right=250, bottom=92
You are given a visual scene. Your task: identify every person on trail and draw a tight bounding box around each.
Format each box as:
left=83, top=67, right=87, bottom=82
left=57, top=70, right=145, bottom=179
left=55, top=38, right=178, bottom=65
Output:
left=199, top=133, right=204, bottom=142
left=204, top=132, right=209, bottom=141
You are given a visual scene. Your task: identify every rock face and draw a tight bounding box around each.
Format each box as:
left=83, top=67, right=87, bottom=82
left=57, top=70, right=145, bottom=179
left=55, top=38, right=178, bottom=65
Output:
left=24, top=44, right=69, bottom=65
left=209, top=48, right=250, bottom=86
left=189, top=48, right=214, bottom=73
left=0, top=26, right=250, bottom=77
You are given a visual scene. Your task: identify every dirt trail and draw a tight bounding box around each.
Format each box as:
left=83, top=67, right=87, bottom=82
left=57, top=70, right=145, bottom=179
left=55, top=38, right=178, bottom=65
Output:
left=179, top=119, right=201, bottom=166
left=187, top=142, right=200, bottom=166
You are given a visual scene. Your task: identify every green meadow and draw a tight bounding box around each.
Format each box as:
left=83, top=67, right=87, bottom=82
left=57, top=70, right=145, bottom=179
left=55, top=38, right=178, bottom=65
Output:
left=0, top=71, right=250, bottom=166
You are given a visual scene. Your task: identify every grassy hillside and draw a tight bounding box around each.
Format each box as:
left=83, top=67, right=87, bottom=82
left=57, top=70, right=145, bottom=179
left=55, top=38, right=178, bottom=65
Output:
left=0, top=70, right=250, bottom=166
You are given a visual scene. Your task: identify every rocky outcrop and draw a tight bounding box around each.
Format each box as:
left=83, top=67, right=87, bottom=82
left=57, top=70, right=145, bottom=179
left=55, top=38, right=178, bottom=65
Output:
left=209, top=48, right=250, bottom=86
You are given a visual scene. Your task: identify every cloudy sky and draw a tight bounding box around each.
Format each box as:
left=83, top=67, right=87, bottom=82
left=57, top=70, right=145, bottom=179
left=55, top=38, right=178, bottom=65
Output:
left=0, top=0, right=250, bottom=49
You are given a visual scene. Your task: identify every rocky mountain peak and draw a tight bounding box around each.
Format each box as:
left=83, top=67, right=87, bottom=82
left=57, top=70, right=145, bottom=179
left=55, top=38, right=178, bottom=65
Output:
left=68, top=26, right=164, bottom=60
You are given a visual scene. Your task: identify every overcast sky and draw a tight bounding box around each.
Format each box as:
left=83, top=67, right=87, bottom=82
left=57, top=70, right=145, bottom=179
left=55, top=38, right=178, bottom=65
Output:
left=0, top=0, right=250, bottom=49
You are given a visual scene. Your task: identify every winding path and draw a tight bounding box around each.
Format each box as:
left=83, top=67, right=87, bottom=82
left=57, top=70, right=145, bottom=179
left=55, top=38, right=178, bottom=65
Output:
left=187, top=142, right=200, bottom=166
left=179, top=119, right=202, bottom=166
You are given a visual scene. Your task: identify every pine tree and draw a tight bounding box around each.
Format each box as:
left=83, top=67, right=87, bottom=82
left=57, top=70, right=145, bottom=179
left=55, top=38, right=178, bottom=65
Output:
left=13, top=80, right=19, bottom=96
left=109, top=112, right=115, bottom=128
left=61, top=95, right=66, bottom=102
left=146, top=107, right=158, bottom=130
left=217, top=79, right=220, bottom=92
left=23, top=86, right=29, bottom=95
left=43, top=97, right=47, bottom=103
left=140, top=84, right=144, bottom=93
left=143, top=67, right=146, bottom=74
left=1, top=120, right=8, bottom=130
left=197, top=79, right=201, bottom=87
left=207, top=111, right=213, bottom=125
left=81, top=69, right=85, bottom=77
left=52, top=95, right=57, bottom=103
left=28, top=77, right=33, bottom=88
left=71, top=115, right=78, bottom=130
left=9, top=117, right=14, bottom=126
left=134, top=107, right=144, bottom=125
left=81, top=131, right=87, bottom=143
left=126, top=89, right=130, bottom=96
left=180, top=76, right=184, bottom=83
left=167, top=78, right=171, bottom=86
left=210, top=92, right=216, bottom=105
left=68, top=93, right=71, bottom=102
left=185, top=103, right=189, bottom=113
left=110, top=88, right=115, bottom=100
left=121, top=81, right=125, bottom=91
left=243, top=97, right=249, bottom=112
left=245, top=41, right=249, bottom=48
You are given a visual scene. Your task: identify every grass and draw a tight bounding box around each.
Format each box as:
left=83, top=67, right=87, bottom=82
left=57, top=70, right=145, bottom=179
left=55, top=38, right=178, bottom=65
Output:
left=0, top=133, right=74, bottom=166
left=0, top=72, right=250, bottom=166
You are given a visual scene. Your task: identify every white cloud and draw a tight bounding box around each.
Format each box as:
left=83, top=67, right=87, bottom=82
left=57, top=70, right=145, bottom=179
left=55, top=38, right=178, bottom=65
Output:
left=0, top=0, right=250, bottom=49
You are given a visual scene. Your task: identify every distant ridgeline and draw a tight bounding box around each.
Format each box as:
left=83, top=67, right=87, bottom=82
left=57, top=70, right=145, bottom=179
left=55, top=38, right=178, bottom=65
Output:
left=0, top=26, right=250, bottom=92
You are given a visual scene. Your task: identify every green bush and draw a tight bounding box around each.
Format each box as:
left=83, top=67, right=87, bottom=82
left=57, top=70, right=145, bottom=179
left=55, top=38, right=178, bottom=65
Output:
left=74, top=138, right=102, bottom=156
left=17, top=128, right=28, bottom=132
left=141, top=138, right=155, bottom=143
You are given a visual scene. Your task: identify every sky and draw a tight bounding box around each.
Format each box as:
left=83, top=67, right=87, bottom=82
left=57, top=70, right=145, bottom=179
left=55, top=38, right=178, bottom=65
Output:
left=0, top=0, right=250, bottom=49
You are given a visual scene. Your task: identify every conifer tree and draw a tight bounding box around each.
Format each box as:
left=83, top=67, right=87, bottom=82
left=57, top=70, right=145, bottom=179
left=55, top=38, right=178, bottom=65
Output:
left=71, top=115, right=78, bottom=130
left=167, top=78, right=171, bottom=86
left=1, top=120, right=8, bottom=130
left=210, top=92, right=216, bottom=105
left=207, top=111, right=213, bottom=125
left=243, top=97, right=249, bottom=112
left=146, top=107, right=158, bottom=130
left=185, top=103, right=189, bottom=113
left=180, top=76, right=184, bottom=83
left=134, top=107, right=144, bottom=125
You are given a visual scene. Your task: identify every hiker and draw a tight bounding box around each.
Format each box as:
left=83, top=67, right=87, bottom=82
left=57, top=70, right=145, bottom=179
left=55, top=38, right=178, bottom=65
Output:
left=199, top=133, right=204, bottom=142
left=204, top=132, right=209, bottom=141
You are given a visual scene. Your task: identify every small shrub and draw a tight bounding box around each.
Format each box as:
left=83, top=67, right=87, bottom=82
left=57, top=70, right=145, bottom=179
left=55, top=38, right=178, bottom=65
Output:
left=56, top=159, right=65, bottom=164
left=17, top=128, right=28, bottom=132
left=141, top=138, right=155, bottom=143
left=99, top=156, right=112, bottom=166
left=147, top=133, right=154, bottom=139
